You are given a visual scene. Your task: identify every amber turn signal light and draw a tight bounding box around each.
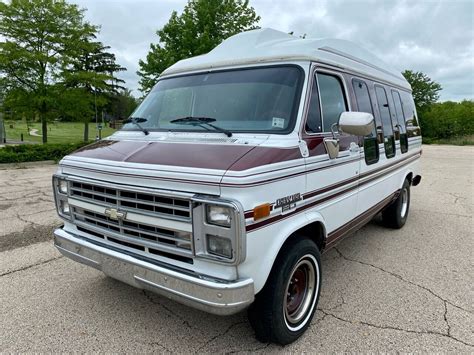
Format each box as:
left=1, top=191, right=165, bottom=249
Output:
left=253, top=203, right=271, bottom=221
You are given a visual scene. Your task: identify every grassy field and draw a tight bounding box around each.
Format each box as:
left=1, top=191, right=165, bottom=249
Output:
left=4, top=121, right=116, bottom=144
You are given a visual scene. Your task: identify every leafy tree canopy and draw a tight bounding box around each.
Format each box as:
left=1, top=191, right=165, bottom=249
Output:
left=0, top=0, right=97, bottom=142
left=0, top=0, right=127, bottom=143
left=138, top=0, right=260, bottom=93
left=61, top=36, right=126, bottom=141
left=402, top=70, right=442, bottom=113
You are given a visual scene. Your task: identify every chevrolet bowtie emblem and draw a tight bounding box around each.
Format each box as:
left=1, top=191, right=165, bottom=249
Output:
left=104, top=208, right=127, bottom=221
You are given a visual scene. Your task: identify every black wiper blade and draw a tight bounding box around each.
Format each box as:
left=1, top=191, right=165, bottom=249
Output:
left=170, top=116, right=216, bottom=124
left=124, top=117, right=149, bottom=135
left=170, top=116, right=232, bottom=137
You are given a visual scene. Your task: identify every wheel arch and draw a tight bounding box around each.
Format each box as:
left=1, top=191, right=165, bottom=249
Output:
left=245, top=211, right=327, bottom=294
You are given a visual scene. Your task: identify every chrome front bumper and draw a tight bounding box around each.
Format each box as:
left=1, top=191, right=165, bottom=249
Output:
left=54, top=228, right=254, bottom=315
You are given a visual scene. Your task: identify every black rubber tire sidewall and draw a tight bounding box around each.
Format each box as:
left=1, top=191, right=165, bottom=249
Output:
left=382, top=179, right=411, bottom=229
left=248, top=237, right=321, bottom=345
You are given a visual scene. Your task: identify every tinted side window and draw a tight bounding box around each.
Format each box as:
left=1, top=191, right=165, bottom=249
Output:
left=305, top=75, right=322, bottom=133
left=400, top=91, right=418, bottom=126
left=375, top=86, right=395, bottom=158
left=353, top=79, right=379, bottom=165
left=352, top=79, right=373, bottom=115
left=392, top=90, right=409, bottom=154
left=391, top=90, right=406, bottom=131
left=317, top=73, right=347, bottom=132
left=375, top=86, right=393, bottom=137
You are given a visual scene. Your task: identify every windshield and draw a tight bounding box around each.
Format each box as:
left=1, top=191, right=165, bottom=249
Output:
left=122, top=66, right=304, bottom=134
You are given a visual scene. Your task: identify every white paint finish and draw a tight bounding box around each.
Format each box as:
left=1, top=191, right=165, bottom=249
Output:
left=162, top=28, right=410, bottom=90
left=240, top=210, right=326, bottom=293
left=61, top=158, right=222, bottom=195
left=305, top=154, right=360, bottom=233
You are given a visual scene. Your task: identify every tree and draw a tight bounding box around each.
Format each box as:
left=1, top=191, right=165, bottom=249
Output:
left=106, top=89, right=139, bottom=121
left=0, top=0, right=97, bottom=143
left=62, top=36, right=126, bottom=141
left=421, top=100, right=474, bottom=139
left=402, top=70, right=442, bottom=113
left=138, top=0, right=260, bottom=93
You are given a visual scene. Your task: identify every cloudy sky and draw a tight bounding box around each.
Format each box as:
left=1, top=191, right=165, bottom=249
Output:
left=73, top=0, right=473, bottom=101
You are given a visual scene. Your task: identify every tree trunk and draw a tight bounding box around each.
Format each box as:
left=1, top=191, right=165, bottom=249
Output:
left=39, top=99, right=48, bottom=144
left=83, top=121, right=89, bottom=142
left=41, top=114, right=47, bottom=144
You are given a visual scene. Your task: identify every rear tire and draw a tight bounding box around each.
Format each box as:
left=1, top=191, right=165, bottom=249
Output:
left=382, top=179, right=410, bottom=229
left=247, top=237, right=321, bottom=345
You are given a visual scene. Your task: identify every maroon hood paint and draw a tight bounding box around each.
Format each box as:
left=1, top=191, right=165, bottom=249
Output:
left=71, top=140, right=257, bottom=171
left=70, top=140, right=303, bottom=173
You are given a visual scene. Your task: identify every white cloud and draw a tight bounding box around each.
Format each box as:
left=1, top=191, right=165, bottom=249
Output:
left=72, top=0, right=473, bottom=101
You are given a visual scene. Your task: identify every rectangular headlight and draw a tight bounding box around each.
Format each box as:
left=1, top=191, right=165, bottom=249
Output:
left=52, top=175, right=71, bottom=221
left=191, top=196, right=246, bottom=265
left=206, top=205, right=231, bottom=227
left=58, top=179, right=68, bottom=194
left=60, top=200, right=70, bottom=215
left=206, top=234, right=232, bottom=259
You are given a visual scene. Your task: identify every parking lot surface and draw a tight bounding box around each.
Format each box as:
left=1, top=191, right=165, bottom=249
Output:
left=1, top=145, right=473, bottom=352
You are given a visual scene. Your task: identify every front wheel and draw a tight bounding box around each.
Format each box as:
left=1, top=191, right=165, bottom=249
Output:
left=382, top=179, right=411, bottom=229
left=247, top=237, right=321, bottom=345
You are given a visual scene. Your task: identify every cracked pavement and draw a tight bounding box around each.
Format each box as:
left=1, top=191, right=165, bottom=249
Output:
left=1, top=145, right=473, bottom=352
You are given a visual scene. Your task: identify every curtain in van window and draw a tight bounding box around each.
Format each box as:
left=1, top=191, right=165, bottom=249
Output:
left=317, top=73, right=347, bottom=132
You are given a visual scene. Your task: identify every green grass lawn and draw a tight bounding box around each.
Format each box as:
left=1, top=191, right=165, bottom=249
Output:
left=4, top=121, right=117, bottom=144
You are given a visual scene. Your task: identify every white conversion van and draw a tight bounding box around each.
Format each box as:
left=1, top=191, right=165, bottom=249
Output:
left=53, top=28, right=422, bottom=344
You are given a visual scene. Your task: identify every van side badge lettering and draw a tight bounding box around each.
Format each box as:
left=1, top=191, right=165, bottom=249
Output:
left=275, top=193, right=301, bottom=212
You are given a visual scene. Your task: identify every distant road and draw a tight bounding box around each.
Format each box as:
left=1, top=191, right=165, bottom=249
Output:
left=29, top=129, right=40, bottom=137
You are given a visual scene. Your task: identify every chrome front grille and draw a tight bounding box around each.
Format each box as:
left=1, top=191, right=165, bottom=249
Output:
left=70, top=181, right=192, bottom=220
left=68, top=180, right=194, bottom=263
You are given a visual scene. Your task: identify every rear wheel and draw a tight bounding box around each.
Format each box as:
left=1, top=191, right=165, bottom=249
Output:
left=382, top=179, right=411, bottom=229
left=247, top=237, right=321, bottom=345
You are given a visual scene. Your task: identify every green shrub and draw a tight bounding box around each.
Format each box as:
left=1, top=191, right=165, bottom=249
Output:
left=0, top=142, right=89, bottom=163
left=419, top=100, right=474, bottom=139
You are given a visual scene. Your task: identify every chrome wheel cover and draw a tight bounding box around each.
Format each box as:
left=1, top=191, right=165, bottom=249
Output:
left=283, top=254, right=319, bottom=331
left=400, top=187, right=408, bottom=218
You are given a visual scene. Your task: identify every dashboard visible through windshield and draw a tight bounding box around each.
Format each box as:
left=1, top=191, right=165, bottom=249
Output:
left=122, top=65, right=304, bottom=134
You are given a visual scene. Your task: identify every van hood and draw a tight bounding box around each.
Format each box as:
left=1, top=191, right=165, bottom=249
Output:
left=59, top=139, right=258, bottom=195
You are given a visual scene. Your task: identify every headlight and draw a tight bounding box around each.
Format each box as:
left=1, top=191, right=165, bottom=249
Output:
left=52, top=175, right=71, bottom=221
left=207, top=235, right=232, bottom=259
left=60, top=200, right=70, bottom=215
left=58, top=179, right=68, bottom=194
left=206, top=205, right=231, bottom=227
left=192, top=196, right=246, bottom=265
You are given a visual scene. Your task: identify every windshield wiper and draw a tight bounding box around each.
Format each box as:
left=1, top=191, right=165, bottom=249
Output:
left=170, top=116, right=232, bottom=137
left=123, top=117, right=149, bottom=135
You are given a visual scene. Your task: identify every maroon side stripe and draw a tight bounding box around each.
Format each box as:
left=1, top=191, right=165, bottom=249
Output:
left=245, top=153, right=420, bottom=232
left=324, top=192, right=397, bottom=250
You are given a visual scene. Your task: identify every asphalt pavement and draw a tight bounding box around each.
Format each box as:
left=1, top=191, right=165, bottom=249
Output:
left=0, top=145, right=472, bottom=352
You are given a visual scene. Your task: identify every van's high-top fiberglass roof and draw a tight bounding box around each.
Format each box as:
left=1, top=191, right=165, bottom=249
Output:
left=162, top=28, right=411, bottom=90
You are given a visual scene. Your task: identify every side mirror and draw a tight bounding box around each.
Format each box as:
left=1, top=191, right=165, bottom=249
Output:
left=338, top=111, right=375, bottom=136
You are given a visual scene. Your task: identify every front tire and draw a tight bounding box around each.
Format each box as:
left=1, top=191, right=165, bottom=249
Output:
left=382, top=179, right=411, bottom=229
left=247, top=237, right=321, bottom=345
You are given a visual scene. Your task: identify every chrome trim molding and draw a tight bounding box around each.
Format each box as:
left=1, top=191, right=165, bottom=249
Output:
left=54, top=228, right=254, bottom=315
